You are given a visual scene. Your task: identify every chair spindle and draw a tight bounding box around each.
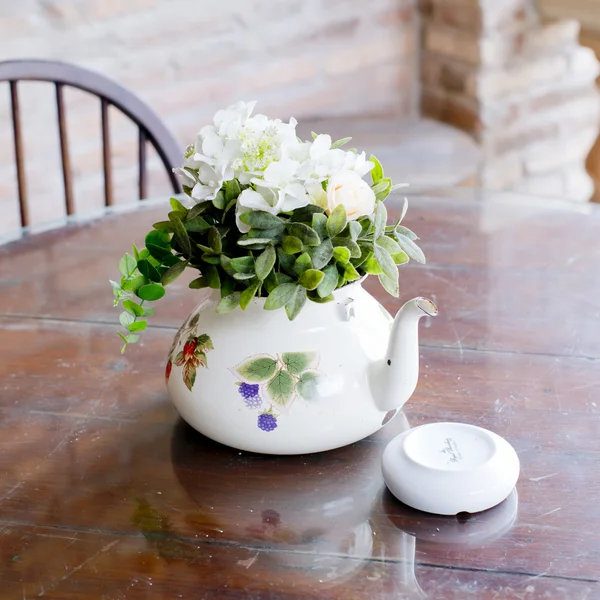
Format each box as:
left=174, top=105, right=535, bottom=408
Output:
left=10, top=81, right=28, bottom=227
left=55, top=83, right=74, bottom=216
left=138, top=127, right=147, bottom=200
left=101, top=98, right=113, bottom=206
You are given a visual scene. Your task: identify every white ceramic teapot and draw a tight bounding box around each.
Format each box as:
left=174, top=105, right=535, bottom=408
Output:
left=166, top=280, right=437, bottom=454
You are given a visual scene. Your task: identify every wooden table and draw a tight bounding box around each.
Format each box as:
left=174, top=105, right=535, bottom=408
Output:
left=1, top=188, right=599, bottom=599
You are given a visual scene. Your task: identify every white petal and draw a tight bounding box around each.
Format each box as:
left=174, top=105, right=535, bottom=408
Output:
left=310, top=134, right=332, bottom=160
left=238, top=188, right=273, bottom=212
left=173, top=167, right=196, bottom=188
left=281, top=189, right=310, bottom=212
left=191, top=183, right=215, bottom=201
left=235, top=201, right=251, bottom=233
left=263, top=158, right=299, bottom=185
left=202, top=130, right=223, bottom=157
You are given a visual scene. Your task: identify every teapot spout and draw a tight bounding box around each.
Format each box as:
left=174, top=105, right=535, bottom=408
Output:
left=371, top=297, right=438, bottom=412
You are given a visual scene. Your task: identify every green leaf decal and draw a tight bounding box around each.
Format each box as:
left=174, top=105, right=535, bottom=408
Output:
left=282, top=352, right=318, bottom=375
left=265, top=369, right=296, bottom=407
left=255, top=245, right=276, bottom=281
left=235, top=355, right=278, bottom=383
left=183, top=363, right=197, bottom=391
left=296, top=370, right=321, bottom=400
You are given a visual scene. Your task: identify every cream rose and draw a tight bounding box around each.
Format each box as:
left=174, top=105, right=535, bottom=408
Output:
left=326, top=170, right=376, bottom=220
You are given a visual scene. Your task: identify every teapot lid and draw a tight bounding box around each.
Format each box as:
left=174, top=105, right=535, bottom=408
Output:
left=382, top=422, right=520, bottom=516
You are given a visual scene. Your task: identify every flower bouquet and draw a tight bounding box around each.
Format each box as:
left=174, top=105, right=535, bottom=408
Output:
left=111, top=101, right=425, bottom=352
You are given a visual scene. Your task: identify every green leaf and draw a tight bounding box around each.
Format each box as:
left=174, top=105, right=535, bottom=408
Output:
left=211, top=190, right=225, bottom=210
left=230, top=256, right=255, bottom=274
left=364, top=256, right=383, bottom=275
left=161, top=259, right=188, bottom=285
left=349, top=221, right=362, bottom=241
left=296, top=369, right=321, bottom=400
left=255, top=245, right=276, bottom=281
left=189, top=277, right=208, bottom=289
left=224, top=179, right=241, bottom=203
left=264, top=283, right=297, bottom=310
left=119, top=253, right=137, bottom=277
left=391, top=251, right=409, bottom=265
left=333, top=246, right=350, bottom=264
left=290, top=204, right=325, bottom=222
left=375, top=177, right=392, bottom=202
left=123, top=299, right=144, bottom=317
left=187, top=202, right=209, bottom=220
left=185, top=216, right=210, bottom=233
left=132, top=243, right=140, bottom=261
left=240, top=280, right=260, bottom=310
left=332, top=237, right=360, bottom=258
left=145, top=229, right=170, bottom=249
left=137, top=283, right=166, bottom=301
left=207, top=227, right=222, bottom=253
left=248, top=227, right=282, bottom=241
left=293, top=252, right=312, bottom=275
left=201, top=254, right=221, bottom=265
left=395, top=233, right=426, bottom=264
left=378, top=272, right=399, bottom=297
left=170, top=197, right=188, bottom=214
left=216, top=293, right=241, bottom=314
left=147, top=243, right=172, bottom=261
left=299, top=269, right=324, bottom=290
left=122, top=275, right=146, bottom=292
left=395, top=225, right=418, bottom=240
left=240, top=211, right=284, bottom=230
left=370, top=155, right=383, bottom=184
left=331, top=136, right=352, bottom=149
left=235, top=355, right=278, bottom=382
left=282, top=352, right=318, bottom=375
left=312, top=213, right=328, bottom=240
left=128, top=320, right=147, bottom=332
left=264, top=269, right=279, bottom=294
left=152, top=220, right=174, bottom=231
left=371, top=180, right=390, bottom=195
left=282, top=236, right=303, bottom=254
left=237, top=237, right=272, bottom=247
left=171, top=215, right=192, bottom=255
left=341, top=261, right=361, bottom=281
left=137, top=259, right=161, bottom=283
left=326, top=204, right=347, bottom=238
left=286, top=222, right=320, bottom=247
left=120, top=311, right=135, bottom=327
left=308, top=238, right=333, bottom=270
left=265, top=369, right=296, bottom=406
left=376, top=235, right=402, bottom=256
left=221, top=276, right=235, bottom=297
left=143, top=306, right=154, bottom=316
left=219, top=255, right=236, bottom=277
left=183, top=363, right=197, bottom=391
left=398, top=197, right=408, bottom=223
left=308, top=292, right=334, bottom=304
left=373, top=245, right=397, bottom=280
left=285, top=285, right=307, bottom=320
left=204, top=265, right=221, bottom=289
left=317, top=265, right=339, bottom=298
left=277, top=248, right=295, bottom=275
left=374, top=201, right=387, bottom=241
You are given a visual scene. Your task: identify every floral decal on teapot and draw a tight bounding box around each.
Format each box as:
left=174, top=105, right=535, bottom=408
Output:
left=232, top=352, right=322, bottom=432
left=165, top=313, right=213, bottom=391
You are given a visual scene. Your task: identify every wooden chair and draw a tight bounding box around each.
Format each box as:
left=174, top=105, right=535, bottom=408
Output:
left=0, top=59, right=182, bottom=229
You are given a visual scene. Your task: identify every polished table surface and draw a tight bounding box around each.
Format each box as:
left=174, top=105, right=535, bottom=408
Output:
left=1, top=188, right=599, bottom=599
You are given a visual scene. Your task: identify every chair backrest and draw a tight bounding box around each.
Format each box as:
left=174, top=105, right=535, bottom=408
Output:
left=0, top=59, right=182, bottom=228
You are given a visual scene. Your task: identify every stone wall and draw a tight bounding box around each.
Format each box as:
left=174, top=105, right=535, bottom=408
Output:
left=420, top=0, right=600, bottom=201
left=0, top=0, right=418, bottom=233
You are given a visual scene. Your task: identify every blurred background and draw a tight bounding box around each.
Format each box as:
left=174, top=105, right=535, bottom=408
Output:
left=0, top=0, right=599, bottom=235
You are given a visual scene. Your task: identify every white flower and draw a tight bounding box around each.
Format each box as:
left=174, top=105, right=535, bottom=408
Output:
left=326, top=170, right=376, bottom=220
left=236, top=185, right=280, bottom=233
left=214, top=100, right=256, bottom=138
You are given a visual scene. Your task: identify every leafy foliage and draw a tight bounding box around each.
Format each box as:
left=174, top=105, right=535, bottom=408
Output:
left=112, top=156, right=425, bottom=351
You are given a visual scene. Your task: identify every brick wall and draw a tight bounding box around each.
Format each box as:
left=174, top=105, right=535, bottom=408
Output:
left=0, top=0, right=418, bottom=234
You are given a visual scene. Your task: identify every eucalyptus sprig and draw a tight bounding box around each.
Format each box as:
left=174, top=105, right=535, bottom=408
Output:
left=112, top=157, right=425, bottom=352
